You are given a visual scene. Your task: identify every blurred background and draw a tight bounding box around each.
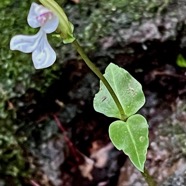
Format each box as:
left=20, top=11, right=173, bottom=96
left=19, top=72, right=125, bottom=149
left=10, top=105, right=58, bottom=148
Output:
left=1, top=0, right=186, bottom=185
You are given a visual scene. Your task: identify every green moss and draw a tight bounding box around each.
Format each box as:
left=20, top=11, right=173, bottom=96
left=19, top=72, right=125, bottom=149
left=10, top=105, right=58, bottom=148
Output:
left=0, top=116, right=30, bottom=185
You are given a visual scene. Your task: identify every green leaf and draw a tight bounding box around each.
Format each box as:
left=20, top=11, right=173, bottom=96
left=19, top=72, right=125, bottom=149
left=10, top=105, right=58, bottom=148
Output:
left=93, top=63, right=145, bottom=119
left=176, top=54, right=186, bottom=68
left=109, top=114, right=149, bottom=172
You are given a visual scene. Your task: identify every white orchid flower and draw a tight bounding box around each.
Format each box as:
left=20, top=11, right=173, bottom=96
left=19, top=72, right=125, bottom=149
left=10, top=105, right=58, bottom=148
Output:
left=10, top=2, right=59, bottom=69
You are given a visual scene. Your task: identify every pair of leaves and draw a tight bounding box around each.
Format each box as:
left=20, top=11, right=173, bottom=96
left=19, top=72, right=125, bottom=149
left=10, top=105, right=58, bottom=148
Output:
left=93, top=63, right=149, bottom=172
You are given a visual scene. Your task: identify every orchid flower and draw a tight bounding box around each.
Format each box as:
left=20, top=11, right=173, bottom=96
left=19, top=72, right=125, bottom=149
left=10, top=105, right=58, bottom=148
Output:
left=10, top=3, right=59, bottom=69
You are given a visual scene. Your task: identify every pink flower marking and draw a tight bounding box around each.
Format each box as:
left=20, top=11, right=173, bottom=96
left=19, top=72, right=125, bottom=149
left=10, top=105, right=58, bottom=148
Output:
left=36, top=12, right=53, bottom=26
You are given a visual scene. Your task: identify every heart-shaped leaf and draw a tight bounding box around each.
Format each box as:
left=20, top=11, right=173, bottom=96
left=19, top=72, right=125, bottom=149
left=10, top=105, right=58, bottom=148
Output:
left=109, top=114, right=149, bottom=172
left=93, top=63, right=145, bottom=119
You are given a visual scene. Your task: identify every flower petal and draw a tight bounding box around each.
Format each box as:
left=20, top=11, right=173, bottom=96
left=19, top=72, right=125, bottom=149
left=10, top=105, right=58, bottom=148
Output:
left=42, top=15, right=59, bottom=33
left=32, top=33, right=56, bottom=69
left=10, top=30, right=43, bottom=53
left=27, top=3, right=51, bottom=28
left=27, top=3, right=41, bottom=28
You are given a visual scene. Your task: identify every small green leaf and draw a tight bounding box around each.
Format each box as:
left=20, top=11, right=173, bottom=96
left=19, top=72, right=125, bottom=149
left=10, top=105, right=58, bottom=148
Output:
left=176, top=54, right=186, bottom=68
left=109, top=114, right=149, bottom=172
left=93, top=63, right=145, bottom=119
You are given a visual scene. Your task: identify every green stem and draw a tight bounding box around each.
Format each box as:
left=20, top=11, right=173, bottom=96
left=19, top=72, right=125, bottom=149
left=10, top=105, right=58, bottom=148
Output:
left=141, top=168, right=157, bottom=186
left=72, top=40, right=126, bottom=121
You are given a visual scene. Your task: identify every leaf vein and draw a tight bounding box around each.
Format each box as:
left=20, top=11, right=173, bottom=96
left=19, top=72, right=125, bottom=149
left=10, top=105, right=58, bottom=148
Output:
left=126, top=125, right=141, bottom=168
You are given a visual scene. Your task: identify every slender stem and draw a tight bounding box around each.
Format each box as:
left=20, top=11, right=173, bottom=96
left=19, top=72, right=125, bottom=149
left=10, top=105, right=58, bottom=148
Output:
left=72, top=40, right=126, bottom=121
left=141, top=168, right=157, bottom=186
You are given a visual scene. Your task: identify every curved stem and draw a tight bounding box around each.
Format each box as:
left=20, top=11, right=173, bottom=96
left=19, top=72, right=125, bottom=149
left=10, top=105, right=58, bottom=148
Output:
left=72, top=40, right=126, bottom=121
left=141, top=168, right=157, bottom=186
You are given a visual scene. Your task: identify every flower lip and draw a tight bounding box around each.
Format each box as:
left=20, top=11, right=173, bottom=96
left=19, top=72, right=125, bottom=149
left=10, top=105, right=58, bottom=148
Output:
left=32, top=30, right=56, bottom=69
left=10, top=29, right=43, bottom=53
